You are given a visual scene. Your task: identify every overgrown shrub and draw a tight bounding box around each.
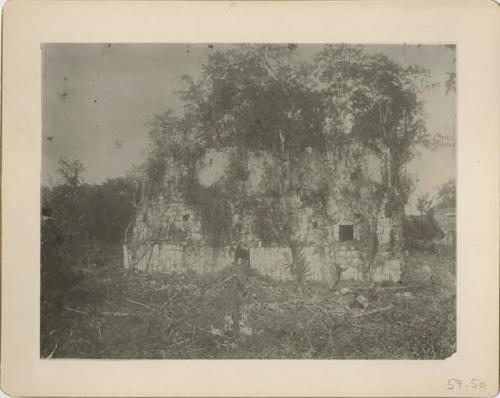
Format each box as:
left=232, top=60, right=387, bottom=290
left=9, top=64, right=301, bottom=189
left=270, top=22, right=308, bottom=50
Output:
left=283, top=241, right=310, bottom=286
left=403, top=214, right=444, bottom=252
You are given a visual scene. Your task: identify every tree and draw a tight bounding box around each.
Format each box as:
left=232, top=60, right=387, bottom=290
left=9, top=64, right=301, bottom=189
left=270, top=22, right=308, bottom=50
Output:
left=57, top=157, right=85, bottom=187
left=180, top=44, right=324, bottom=154
left=137, top=45, right=327, bottom=281
left=435, top=179, right=456, bottom=209
left=43, top=157, right=138, bottom=265
left=138, top=44, right=442, bottom=281
left=417, top=193, right=435, bottom=219
left=181, top=45, right=322, bottom=238
left=315, top=45, right=441, bottom=247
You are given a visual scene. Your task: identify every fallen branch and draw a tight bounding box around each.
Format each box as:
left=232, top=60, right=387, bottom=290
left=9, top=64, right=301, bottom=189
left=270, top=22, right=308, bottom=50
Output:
left=182, top=346, right=208, bottom=355
left=64, top=306, right=130, bottom=317
left=165, top=337, right=192, bottom=351
left=356, top=285, right=411, bottom=291
left=352, top=305, right=394, bottom=318
left=126, top=298, right=154, bottom=311
left=64, top=306, right=87, bottom=314
left=47, top=343, right=58, bottom=359
left=97, top=323, right=103, bottom=342
left=351, top=322, right=386, bottom=331
left=70, top=266, right=95, bottom=275
left=160, top=292, right=179, bottom=311
left=394, top=308, right=425, bottom=323
left=211, top=273, right=236, bottom=292
left=100, top=311, right=131, bottom=317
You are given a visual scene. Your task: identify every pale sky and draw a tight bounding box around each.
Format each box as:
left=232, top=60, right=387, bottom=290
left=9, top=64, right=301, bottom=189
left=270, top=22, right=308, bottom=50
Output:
left=42, top=44, right=455, bottom=210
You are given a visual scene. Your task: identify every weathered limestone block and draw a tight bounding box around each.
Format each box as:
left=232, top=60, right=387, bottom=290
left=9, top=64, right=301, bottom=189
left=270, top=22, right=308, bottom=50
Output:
left=246, top=151, right=275, bottom=193
left=342, top=267, right=360, bottom=280
left=128, top=240, right=400, bottom=284
left=197, top=147, right=234, bottom=187
left=132, top=244, right=233, bottom=274
left=377, top=215, right=392, bottom=245
left=250, top=247, right=291, bottom=281
left=301, top=246, right=323, bottom=281
left=365, top=153, right=383, bottom=183
left=372, top=258, right=402, bottom=282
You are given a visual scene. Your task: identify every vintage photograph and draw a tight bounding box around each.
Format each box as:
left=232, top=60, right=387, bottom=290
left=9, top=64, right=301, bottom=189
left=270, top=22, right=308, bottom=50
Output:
left=41, top=43, right=456, bottom=360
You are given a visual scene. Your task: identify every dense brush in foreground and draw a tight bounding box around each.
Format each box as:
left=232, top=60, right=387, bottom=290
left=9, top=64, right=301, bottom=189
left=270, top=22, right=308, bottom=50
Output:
left=41, top=252, right=455, bottom=359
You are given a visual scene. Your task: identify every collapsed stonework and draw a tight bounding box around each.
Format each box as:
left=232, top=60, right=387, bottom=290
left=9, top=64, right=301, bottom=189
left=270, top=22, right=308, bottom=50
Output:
left=124, top=146, right=402, bottom=284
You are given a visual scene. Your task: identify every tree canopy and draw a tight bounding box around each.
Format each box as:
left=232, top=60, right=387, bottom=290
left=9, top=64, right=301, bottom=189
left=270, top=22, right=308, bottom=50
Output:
left=180, top=45, right=325, bottom=154
left=138, top=44, right=444, bottom=249
left=145, top=44, right=437, bottom=177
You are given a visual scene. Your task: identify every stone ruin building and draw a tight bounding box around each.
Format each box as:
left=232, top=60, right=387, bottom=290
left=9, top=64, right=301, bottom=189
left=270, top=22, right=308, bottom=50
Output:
left=124, top=145, right=402, bottom=285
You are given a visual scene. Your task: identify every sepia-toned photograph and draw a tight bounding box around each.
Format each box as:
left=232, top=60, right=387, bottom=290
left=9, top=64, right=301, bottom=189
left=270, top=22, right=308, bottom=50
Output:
left=41, top=43, right=456, bottom=360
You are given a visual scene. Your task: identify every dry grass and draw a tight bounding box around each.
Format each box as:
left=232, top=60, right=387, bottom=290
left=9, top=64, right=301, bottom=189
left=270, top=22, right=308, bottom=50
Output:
left=41, top=251, right=455, bottom=359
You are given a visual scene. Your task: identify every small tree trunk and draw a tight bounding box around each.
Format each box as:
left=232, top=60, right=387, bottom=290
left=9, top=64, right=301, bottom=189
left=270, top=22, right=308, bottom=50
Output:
left=231, top=246, right=250, bottom=337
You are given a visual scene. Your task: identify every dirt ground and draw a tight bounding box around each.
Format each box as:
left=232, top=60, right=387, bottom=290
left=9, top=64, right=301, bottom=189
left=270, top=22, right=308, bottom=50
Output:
left=40, top=251, right=456, bottom=359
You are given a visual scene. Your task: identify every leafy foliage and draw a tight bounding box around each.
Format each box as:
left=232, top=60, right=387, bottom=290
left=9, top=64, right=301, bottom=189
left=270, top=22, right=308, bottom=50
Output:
left=283, top=241, right=310, bottom=285
left=135, top=45, right=445, bottom=258
left=402, top=179, right=455, bottom=253
left=435, top=179, right=456, bottom=209
left=43, top=176, right=137, bottom=255
left=57, top=157, right=85, bottom=187
left=186, top=181, right=234, bottom=247
left=41, top=158, right=138, bottom=342
left=403, top=215, right=444, bottom=251
left=416, top=192, right=435, bottom=218
left=314, top=45, right=443, bottom=246
left=41, top=46, right=456, bottom=360
left=180, top=45, right=325, bottom=153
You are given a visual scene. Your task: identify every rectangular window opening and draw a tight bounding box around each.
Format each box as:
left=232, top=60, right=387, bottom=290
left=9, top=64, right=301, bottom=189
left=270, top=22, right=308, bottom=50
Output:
left=339, top=224, right=354, bottom=242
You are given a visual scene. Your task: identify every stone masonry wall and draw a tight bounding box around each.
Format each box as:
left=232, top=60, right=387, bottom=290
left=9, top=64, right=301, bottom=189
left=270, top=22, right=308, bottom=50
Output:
left=127, top=146, right=402, bottom=284
left=125, top=242, right=400, bottom=283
